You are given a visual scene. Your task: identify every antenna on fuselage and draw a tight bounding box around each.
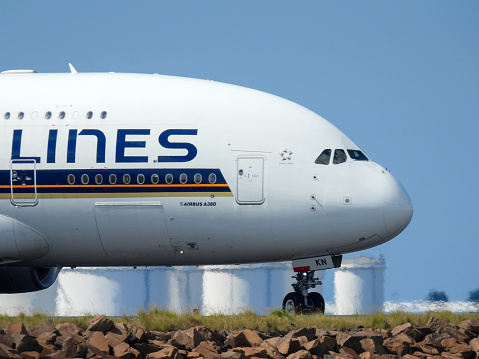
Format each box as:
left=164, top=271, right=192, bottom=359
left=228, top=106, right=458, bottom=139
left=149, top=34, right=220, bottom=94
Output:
left=68, top=63, right=78, bottom=74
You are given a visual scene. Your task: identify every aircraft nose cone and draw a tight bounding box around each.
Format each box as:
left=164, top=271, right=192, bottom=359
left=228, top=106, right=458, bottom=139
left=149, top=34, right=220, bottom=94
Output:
left=383, top=175, right=413, bottom=238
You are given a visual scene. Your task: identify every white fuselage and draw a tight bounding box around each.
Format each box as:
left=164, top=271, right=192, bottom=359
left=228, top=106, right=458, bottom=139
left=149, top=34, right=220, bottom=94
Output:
left=0, top=72, right=413, bottom=267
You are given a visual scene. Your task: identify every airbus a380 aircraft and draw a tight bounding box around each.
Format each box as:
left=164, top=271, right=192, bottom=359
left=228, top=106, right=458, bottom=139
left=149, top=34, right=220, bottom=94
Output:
left=0, top=65, right=412, bottom=313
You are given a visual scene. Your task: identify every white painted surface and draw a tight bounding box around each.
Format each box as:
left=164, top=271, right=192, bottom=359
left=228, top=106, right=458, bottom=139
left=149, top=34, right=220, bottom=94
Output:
left=334, top=257, right=385, bottom=315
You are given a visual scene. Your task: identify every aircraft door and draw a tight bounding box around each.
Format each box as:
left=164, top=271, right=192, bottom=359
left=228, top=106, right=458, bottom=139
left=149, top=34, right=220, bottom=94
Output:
left=10, top=159, right=38, bottom=206
left=236, top=157, right=264, bottom=204
left=94, top=202, right=173, bottom=257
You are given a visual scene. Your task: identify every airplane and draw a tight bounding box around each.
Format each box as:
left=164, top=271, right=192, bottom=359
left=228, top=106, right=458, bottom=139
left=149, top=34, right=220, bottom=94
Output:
left=0, top=64, right=412, bottom=313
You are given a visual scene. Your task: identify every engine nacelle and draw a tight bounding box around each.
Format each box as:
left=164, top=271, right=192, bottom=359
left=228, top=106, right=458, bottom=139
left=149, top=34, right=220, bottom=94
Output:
left=0, top=267, right=62, bottom=293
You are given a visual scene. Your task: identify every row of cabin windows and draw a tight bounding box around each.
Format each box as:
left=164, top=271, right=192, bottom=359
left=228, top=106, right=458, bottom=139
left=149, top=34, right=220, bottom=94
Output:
left=315, top=149, right=369, bottom=165
left=67, top=172, right=217, bottom=185
left=3, top=111, right=107, bottom=120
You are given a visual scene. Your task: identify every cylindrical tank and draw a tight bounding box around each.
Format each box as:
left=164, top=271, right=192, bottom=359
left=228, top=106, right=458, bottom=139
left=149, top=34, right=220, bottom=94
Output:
left=0, top=262, right=318, bottom=315
left=334, top=256, right=385, bottom=315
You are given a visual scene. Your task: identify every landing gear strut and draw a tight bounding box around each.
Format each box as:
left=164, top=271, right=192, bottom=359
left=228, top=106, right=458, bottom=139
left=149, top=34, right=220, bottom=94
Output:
left=282, top=270, right=325, bottom=314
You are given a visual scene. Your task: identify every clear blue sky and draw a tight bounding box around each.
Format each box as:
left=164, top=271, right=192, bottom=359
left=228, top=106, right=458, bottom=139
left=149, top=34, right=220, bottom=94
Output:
left=1, top=1, right=478, bottom=302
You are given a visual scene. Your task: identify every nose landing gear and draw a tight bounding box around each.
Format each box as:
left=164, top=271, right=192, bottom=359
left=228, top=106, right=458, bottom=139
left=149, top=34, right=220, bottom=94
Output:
left=282, top=270, right=325, bottom=313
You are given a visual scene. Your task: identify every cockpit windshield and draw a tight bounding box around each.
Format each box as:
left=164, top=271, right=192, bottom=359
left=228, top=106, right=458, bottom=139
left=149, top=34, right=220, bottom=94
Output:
left=315, top=148, right=369, bottom=165
left=347, top=150, right=369, bottom=161
left=333, top=149, right=347, bottom=164
left=315, top=149, right=331, bottom=165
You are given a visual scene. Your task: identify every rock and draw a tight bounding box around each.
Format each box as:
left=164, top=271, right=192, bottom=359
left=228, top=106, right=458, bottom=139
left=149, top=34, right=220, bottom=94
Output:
left=87, top=331, right=109, bottom=357
left=221, top=351, right=249, bottom=359
left=276, top=337, right=302, bottom=356
left=401, top=355, right=420, bottom=359
left=286, top=349, right=314, bottom=359
left=193, top=341, right=220, bottom=358
left=35, top=331, right=58, bottom=345
left=443, top=341, right=474, bottom=359
left=423, top=332, right=451, bottom=349
left=390, top=323, right=423, bottom=342
left=340, top=347, right=361, bottom=359
left=285, top=328, right=316, bottom=342
left=106, top=325, right=130, bottom=348
left=360, top=338, right=386, bottom=355
left=4, top=323, right=28, bottom=337
left=319, top=335, right=338, bottom=352
left=225, top=329, right=263, bottom=348
left=0, top=342, right=19, bottom=358
left=170, top=331, right=196, bottom=351
left=87, top=315, right=115, bottom=332
left=61, top=334, right=87, bottom=358
left=37, top=343, right=56, bottom=357
left=427, top=317, right=454, bottom=331
left=20, top=351, right=40, bottom=359
left=149, top=331, right=172, bottom=342
left=129, top=325, right=147, bottom=342
left=458, top=320, right=479, bottom=335
left=147, top=345, right=179, bottom=359
left=55, top=323, right=78, bottom=336
left=259, top=341, right=286, bottom=359
left=234, top=346, right=268, bottom=358
left=383, top=334, right=414, bottom=356
left=113, top=342, right=141, bottom=359
left=391, top=323, right=413, bottom=337
left=11, top=333, right=40, bottom=353
left=184, top=326, right=223, bottom=347
left=0, top=333, right=15, bottom=348
left=26, top=321, right=56, bottom=338
left=302, top=338, right=327, bottom=357
left=411, top=343, right=440, bottom=355
left=133, top=342, right=163, bottom=357
left=469, top=337, right=479, bottom=352
left=336, top=333, right=363, bottom=353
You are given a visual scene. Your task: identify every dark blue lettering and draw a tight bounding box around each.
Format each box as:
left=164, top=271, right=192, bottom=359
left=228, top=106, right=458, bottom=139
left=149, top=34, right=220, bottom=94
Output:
left=116, top=129, right=149, bottom=163
left=11, top=130, right=41, bottom=163
left=47, top=129, right=58, bottom=163
left=79, top=129, right=106, bottom=163
left=67, top=130, right=78, bottom=163
left=157, top=129, right=198, bottom=162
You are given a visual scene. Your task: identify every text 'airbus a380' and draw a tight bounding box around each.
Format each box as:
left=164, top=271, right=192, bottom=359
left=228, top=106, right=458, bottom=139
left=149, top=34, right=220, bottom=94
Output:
left=0, top=65, right=412, bottom=313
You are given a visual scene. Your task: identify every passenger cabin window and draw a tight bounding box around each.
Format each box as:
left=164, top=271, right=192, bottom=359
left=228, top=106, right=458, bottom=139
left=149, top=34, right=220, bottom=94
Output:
left=109, top=174, right=117, bottom=184
left=86, top=111, right=93, bottom=119
left=315, top=149, right=331, bottom=165
left=45, top=111, right=52, bottom=119
left=151, top=174, right=159, bottom=184
left=348, top=150, right=369, bottom=161
left=123, top=174, right=131, bottom=184
left=333, top=149, right=347, bottom=164
left=4, top=112, right=10, bottom=120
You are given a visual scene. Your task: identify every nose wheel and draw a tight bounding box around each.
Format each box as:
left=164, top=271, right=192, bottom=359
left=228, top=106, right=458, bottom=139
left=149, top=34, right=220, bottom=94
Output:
left=282, top=270, right=325, bottom=314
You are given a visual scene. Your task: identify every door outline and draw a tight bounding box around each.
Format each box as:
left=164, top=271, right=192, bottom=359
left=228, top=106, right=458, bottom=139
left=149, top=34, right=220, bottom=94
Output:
left=236, top=156, right=265, bottom=205
left=10, top=159, right=38, bottom=207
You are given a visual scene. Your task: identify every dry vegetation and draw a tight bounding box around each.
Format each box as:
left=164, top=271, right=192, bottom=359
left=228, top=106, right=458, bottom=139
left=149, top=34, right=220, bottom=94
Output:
left=0, top=309, right=478, bottom=332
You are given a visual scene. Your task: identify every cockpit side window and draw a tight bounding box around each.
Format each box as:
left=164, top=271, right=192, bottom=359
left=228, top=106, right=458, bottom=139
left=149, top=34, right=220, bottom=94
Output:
left=333, top=149, right=347, bottom=164
left=347, top=149, right=369, bottom=161
left=315, top=149, right=331, bottom=165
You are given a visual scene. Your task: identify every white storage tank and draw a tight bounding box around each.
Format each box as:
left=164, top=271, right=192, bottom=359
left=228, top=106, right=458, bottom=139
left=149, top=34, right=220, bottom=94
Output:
left=334, top=256, right=385, bottom=315
left=0, top=262, right=317, bottom=315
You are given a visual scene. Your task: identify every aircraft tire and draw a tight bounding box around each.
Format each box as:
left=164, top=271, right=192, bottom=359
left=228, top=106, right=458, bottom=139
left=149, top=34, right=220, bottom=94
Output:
left=307, top=292, right=325, bottom=313
left=282, top=292, right=303, bottom=314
